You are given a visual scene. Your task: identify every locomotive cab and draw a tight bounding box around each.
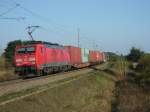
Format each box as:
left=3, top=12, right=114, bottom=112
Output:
left=15, top=45, right=39, bottom=76
left=14, top=41, right=71, bottom=77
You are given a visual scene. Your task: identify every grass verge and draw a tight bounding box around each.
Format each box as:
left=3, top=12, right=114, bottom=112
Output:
left=112, top=80, right=150, bottom=112
left=0, top=55, right=16, bottom=82
left=0, top=70, right=116, bottom=112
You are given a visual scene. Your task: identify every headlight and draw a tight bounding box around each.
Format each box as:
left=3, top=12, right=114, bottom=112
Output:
left=16, top=59, right=22, bottom=62
left=29, top=57, right=35, bottom=61
left=31, top=62, right=35, bottom=64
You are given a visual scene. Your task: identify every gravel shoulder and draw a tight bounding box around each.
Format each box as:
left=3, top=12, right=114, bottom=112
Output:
left=0, top=68, right=92, bottom=97
left=0, top=64, right=108, bottom=105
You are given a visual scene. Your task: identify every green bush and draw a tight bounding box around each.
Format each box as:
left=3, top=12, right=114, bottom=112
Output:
left=126, top=47, right=144, bottom=62
left=0, top=55, right=5, bottom=70
left=4, top=40, right=22, bottom=67
left=135, top=54, right=150, bottom=86
left=139, top=54, right=150, bottom=69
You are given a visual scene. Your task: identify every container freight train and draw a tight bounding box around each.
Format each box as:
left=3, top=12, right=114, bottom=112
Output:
left=15, top=41, right=106, bottom=77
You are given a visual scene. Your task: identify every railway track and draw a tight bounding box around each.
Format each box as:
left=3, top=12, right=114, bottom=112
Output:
left=0, top=63, right=108, bottom=97
left=0, top=68, right=87, bottom=87
left=0, top=64, right=106, bottom=97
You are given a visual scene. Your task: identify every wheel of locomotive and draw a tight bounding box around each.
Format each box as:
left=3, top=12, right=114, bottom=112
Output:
left=63, top=65, right=68, bottom=72
left=53, top=66, right=59, bottom=73
left=59, top=66, right=62, bottom=72
left=37, top=70, right=43, bottom=76
left=61, top=66, right=65, bottom=72
left=48, top=67, right=53, bottom=74
left=43, top=67, right=49, bottom=75
left=65, top=65, right=69, bottom=71
left=67, top=65, right=71, bottom=71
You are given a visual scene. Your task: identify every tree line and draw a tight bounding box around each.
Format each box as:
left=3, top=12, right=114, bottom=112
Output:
left=2, top=40, right=35, bottom=67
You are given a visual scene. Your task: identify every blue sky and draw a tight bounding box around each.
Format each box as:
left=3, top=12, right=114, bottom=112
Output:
left=0, top=0, right=150, bottom=54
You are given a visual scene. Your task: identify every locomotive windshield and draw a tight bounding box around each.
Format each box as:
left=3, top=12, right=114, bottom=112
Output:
left=17, top=47, right=35, bottom=54
left=26, top=47, right=35, bottom=53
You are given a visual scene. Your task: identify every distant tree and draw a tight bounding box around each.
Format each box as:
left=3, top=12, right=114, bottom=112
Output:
left=4, top=40, right=22, bottom=67
left=135, top=54, right=150, bottom=85
left=0, top=55, right=5, bottom=70
left=4, top=40, right=41, bottom=67
left=126, top=47, right=144, bottom=62
left=106, top=52, right=118, bottom=61
left=138, top=54, right=150, bottom=70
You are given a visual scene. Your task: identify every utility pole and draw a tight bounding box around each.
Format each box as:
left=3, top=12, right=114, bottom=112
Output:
left=77, top=28, right=80, bottom=47
left=93, top=40, right=95, bottom=50
left=0, top=45, right=3, bottom=55
left=95, top=44, right=98, bottom=50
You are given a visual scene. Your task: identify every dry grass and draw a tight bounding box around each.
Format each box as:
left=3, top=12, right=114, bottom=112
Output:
left=0, top=71, right=116, bottom=112
left=0, top=70, right=16, bottom=81
left=0, top=55, right=5, bottom=70
left=112, top=80, right=150, bottom=112
left=0, top=56, right=16, bottom=81
left=108, top=59, right=150, bottom=112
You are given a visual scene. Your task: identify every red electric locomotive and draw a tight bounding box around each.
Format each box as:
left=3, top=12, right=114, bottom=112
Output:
left=15, top=41, right=70, bottom=77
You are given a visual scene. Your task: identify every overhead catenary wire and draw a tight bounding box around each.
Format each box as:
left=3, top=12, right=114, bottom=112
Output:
left=0, top=3, right=19, bottom=17
left=77, top=28, right=80, bottom=47
left=7, top=0, right=84, bottom=47
left=4, top=0, right=96, bottom=49
left=0, top=0, right=14, bottom=8
left=20, top=6, right=75, bottom=36
left=9, top=0, right=75, bottom=36
left=0, top=17, right=26, bottom=21
left=0, top=1, right=26, bottom=21
left=0, top=0, right=74, bottom=42
left=80, top=36, right=102, bottom=51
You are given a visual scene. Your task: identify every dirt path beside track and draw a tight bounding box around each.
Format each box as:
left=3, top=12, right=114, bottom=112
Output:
left=0, top=69, right=90, bottom=97
left=0, top=64, right=107, bottom=97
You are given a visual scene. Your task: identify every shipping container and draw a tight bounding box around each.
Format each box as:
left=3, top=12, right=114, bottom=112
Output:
left=64, top=46, right=82, bottom=65
left=89, top=50, right=97, bottom=63
left=101, top=52, right=106, bottom=62
left=81, top=48, right=89, bottom=63
left=96, top=51, right=101, bottom=62
left=89, top=50, right=106, bottom=63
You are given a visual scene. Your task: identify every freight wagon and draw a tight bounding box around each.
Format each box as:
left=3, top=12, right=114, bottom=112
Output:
left=89, top=51, right=100, bottom=64
left=102, top=52, right=106, bottom=62
left=89, top=51, right=105, bottom=64
left=64, top=46, right=82, bottom=68
left=65, top=46, right=90, bottom=68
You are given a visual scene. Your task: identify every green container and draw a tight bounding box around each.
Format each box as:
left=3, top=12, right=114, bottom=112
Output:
left=81, top=48, right=89, bottom=63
